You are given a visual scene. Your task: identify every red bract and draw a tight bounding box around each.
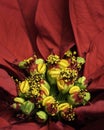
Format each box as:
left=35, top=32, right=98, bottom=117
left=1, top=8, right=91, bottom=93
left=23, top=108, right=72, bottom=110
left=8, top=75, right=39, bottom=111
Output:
left=0, top=0, right=104, bottom=130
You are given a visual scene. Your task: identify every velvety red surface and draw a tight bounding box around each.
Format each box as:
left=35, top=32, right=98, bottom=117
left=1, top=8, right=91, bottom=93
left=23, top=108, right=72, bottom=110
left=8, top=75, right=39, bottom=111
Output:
left=0, top=0, right=104, bottom=129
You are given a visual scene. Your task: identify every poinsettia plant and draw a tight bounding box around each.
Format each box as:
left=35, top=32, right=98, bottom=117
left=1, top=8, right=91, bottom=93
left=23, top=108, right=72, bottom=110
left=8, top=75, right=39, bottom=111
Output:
left=11, top=50, right=91, bottom=123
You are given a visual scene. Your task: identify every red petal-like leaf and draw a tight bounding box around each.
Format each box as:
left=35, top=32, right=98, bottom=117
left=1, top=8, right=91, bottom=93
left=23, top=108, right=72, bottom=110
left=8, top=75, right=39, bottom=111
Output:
left=0, top=69, right=17, bottom=96
left=0, top=117, right=10, bottom=129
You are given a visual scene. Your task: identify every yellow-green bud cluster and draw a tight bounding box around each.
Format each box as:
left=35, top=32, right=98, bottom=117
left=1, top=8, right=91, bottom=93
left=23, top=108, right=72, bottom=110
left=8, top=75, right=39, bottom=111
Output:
left=11, top=49, right=90, bottom=124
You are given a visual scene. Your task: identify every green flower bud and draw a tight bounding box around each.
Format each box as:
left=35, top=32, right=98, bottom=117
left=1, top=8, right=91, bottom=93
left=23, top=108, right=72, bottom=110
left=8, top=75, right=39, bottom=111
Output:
left=11, top=103, right=21, bottom=110
left=36, top=111, right=48, bottom=123
left=20, top=101, right=35, bottom=115
left=35, top=58, right=45, bottom=64
left=78, top=76, right=86, bottom=84
left=18, top=57, right=35, bottom=69
left=77, top=57, right=85, bottom=64
left=82, top=92, right=91, bottom=105
left=11, top=103, right=17, bottom=109
left=75, top=76, right=87, bottom=89
left=18, top=61, right=27, bottom=69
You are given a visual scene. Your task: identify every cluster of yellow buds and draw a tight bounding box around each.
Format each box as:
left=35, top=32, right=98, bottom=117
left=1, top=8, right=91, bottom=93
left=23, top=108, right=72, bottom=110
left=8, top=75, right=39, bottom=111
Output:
left=11, top=49, right=91, bottom=124
left=46, top=50, right=85, bottom=88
